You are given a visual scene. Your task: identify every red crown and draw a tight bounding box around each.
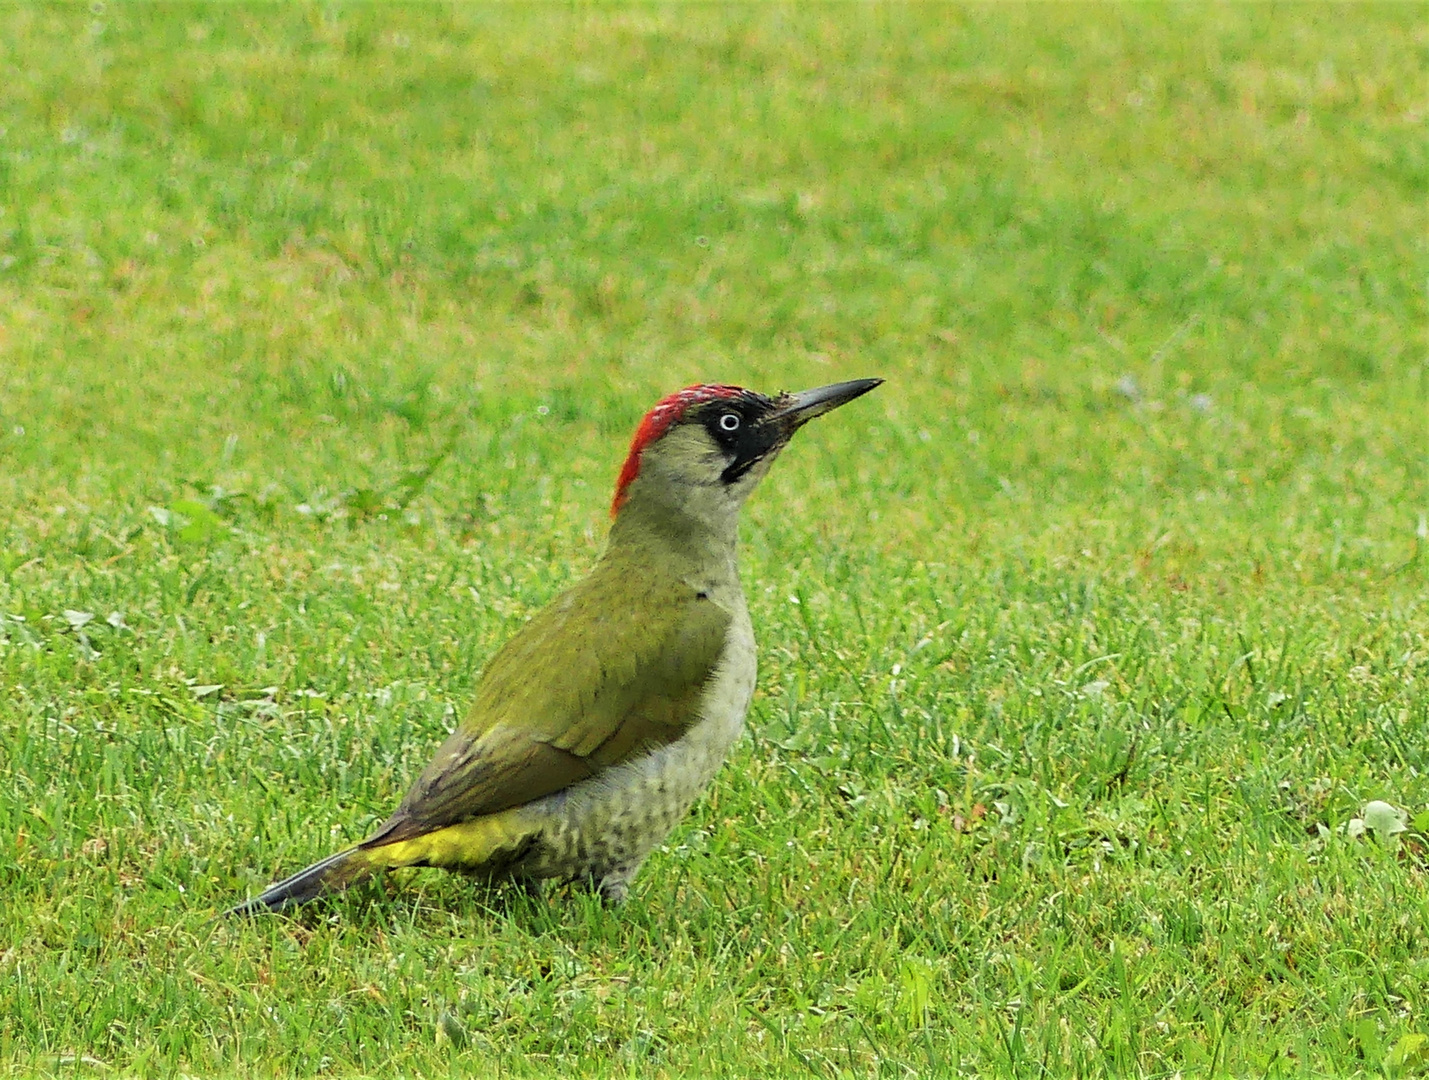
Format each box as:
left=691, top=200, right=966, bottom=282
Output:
left=612, top=385, right=744, bottom=515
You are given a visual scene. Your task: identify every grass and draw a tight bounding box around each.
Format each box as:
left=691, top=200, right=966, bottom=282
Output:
left=1, top=3, right=1426, bottom=1076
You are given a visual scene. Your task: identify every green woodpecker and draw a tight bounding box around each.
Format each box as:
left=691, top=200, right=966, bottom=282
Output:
left=228, top=377, right=881, bottom=914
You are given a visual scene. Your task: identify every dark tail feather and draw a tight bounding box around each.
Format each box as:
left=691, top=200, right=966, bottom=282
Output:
left=226, top=847, right=373, bottom=916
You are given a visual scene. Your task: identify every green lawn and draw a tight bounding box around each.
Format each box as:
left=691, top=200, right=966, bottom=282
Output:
left=2, top=4, right=1426, bottom=1076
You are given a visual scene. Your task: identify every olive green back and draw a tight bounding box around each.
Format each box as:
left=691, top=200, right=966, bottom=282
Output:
left=365, top=560, right=732, bottom=847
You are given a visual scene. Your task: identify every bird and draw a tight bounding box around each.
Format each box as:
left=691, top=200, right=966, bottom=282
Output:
left=228, top=377, right=882, bottom=914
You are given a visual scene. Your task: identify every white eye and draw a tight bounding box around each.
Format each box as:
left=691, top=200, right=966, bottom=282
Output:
left=719, top=413, right=741, bottom=432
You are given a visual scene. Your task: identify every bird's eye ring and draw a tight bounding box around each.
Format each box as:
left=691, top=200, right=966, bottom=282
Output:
left=719, top=413, right=741, bottom=432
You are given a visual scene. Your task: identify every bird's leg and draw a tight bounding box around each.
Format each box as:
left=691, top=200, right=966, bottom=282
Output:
left=596, top=861, right=642, bottom=905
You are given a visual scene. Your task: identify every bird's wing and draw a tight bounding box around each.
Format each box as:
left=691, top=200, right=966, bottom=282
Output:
left=363, top=566, right=733, bottom=848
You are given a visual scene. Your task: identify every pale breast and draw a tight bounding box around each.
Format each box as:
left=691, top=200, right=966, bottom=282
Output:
left=521, top=603, right=757, bottom=887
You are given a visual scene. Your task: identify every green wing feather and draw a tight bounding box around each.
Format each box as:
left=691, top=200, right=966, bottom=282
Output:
left=363, top=562, right=731, bottom=848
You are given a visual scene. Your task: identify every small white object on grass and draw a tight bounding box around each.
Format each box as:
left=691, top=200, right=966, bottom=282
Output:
left=1347, top=800, right=1408, bottom=845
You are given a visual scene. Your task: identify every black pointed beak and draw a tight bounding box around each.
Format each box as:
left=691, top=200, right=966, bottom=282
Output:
left=765, top=378, right=883, bottom=431
left=720, top=378, right=882, bottom=485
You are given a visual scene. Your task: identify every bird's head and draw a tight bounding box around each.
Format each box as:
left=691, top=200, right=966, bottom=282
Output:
left=610, top=379, right=882, bottom=530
